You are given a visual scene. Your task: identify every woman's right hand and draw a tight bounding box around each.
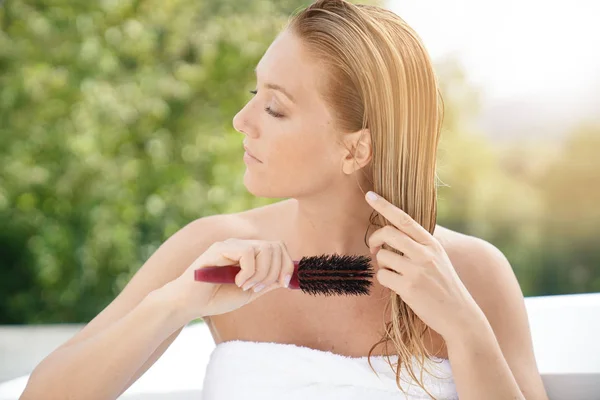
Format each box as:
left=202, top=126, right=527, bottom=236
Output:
left=162, top=238, right=296, bottom=321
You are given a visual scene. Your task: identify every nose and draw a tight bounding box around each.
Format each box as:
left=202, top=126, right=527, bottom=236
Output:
left=232, top=102, right=259, bottom=138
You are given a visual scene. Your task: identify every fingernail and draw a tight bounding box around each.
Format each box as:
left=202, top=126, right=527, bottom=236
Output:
left=253, top=284, right=265, bottom=293
left=243, top=282, right=255, bottom=291
left=366, top=191, right=378, bottom=201
left=284, top=275, right=292, bottom=288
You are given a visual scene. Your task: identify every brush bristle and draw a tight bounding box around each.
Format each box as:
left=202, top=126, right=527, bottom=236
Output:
left=297, top=254, right=374, bottom=296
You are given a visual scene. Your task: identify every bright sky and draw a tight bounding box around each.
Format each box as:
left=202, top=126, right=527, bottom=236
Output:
left=389, top=0, right=600, bottom=102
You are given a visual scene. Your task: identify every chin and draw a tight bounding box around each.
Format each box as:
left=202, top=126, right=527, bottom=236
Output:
left=242, top=171, right=286, bottom=198
left=243, top=171, right=312, bottom=199
left=242, top=166, right=334, bottom=199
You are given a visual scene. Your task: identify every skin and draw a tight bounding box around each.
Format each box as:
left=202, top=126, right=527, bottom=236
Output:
left=20, top=29, right=549, bottom=400
left=209, top=29, right=549, bottom=399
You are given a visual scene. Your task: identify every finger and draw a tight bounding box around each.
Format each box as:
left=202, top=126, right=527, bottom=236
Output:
left=242, top=243, right=272, bottom=291
left=220, top=246, right=255, bottom=288
left=376, top=268, right=407, bottom=292
left=196, top=241, right=245, bottom=268
left=278, top=241, right=295, bottom=287
left=254, top=244, right=282, bottom=292
left=247, top=281, right=281, bottom=302
left=365, top=191, right=433, bottom=245
left=263, top=281, right=282, bottom=295
left=368, top=225, right=424, bottom=260
left=375, top=248, right=413, bottom=276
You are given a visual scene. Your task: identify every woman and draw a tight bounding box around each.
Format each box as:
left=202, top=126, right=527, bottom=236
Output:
left=22, top=1, right=549, bottom=399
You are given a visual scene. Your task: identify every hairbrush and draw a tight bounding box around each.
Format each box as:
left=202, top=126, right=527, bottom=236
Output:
left=194, top=253, right=374, bottom=296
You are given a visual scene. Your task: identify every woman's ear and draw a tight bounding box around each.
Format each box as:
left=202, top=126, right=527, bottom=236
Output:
left=341, top=128, right=372, bottom=175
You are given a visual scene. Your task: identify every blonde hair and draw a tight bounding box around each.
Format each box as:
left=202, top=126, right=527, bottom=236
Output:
left=287, top=0, right=445, bottom=397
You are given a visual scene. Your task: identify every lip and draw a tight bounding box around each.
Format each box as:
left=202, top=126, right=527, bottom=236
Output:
left=243, top=145, right=262, bottom=163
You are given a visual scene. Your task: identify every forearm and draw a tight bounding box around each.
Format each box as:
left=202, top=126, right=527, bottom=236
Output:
left=22, top=289, right=190, bottom=400
left=445, top=316, right=525, bottom=400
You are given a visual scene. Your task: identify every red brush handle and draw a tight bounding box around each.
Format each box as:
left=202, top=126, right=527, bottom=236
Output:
left=194, top=261, right=300, bottom=290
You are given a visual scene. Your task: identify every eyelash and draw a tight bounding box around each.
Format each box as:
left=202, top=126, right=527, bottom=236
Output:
left=249, top=90, right=284, bottom=118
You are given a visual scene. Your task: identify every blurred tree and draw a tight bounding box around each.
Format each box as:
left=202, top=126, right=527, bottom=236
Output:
left=533, top=124, right=600, bottom=295
left=0, top=0, right=381, bottom=324
left=0, top=0, right=318, bottom=323
left=1, top=0, right=596, bottom=324
left=434, top=55, right=547, bottom=295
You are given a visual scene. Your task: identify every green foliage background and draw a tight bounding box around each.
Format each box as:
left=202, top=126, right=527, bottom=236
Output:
left=1, top=0, right=598, bottom=324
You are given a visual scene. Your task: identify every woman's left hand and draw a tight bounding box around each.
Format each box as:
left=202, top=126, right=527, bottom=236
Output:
left=365, top=191, right=486, bottom=341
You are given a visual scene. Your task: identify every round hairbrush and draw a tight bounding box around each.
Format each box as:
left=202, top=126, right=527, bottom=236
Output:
left=194, top=254, right=374, bottom=296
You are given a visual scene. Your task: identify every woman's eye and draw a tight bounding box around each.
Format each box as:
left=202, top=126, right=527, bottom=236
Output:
left=248, top=90, right=284, bottom=118
left=265, top=107, right=283, bottom=118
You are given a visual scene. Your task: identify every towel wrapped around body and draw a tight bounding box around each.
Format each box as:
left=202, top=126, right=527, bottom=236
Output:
left=201, top=340, right=458, bottom=399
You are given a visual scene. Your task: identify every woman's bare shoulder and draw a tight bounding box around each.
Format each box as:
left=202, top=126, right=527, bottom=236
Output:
left=182, top=199, right=293, bottom=244
left=434, top=224, right=522, bottom=325
left=174, top=213, right=242, bottom=247
left=433, top=225, right=506, bottom=273
left=227, top=199, right=294, bottom=236
left=433, top=225, right=509, bottom=284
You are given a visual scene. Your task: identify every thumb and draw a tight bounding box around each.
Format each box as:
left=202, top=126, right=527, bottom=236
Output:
left=246, top=282, right=283, bottom=302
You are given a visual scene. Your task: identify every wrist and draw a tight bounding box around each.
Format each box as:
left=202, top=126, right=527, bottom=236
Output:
left=146, top=282, right=197, bottom=327
left=443, top=307, right=494, bottom=350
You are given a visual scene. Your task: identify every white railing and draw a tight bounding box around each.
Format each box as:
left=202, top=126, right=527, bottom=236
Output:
left=1, top=292, right=599, bottom=400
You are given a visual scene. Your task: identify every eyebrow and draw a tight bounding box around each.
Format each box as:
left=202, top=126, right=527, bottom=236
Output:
left=254, top=67, right=296, bottom=104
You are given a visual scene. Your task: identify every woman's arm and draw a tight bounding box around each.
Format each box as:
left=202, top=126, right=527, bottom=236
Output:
left=445, top=312, right=527, bottom=400
left=364, top=191, right=548, bottom=400
left=20, top=215, right=235, bottom=400
left=21, top=288, right=188, bottom=400
left=446, top=237, right=549, bottom=400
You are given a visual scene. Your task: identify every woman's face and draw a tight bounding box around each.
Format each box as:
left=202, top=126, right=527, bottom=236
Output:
left=233, top=30, right=347, bottom=199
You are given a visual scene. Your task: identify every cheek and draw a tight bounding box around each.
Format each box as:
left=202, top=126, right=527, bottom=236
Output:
left=287, top=140, right=333, bottom=165
left=280, top=129, right=337, bottom=165
left=243, top=118, right=343, bottom=197
left=272, top=135, right=341, bottom=184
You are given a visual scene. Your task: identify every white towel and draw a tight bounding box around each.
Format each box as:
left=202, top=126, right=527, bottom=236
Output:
left=201, top=340, right=458, bottom=399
